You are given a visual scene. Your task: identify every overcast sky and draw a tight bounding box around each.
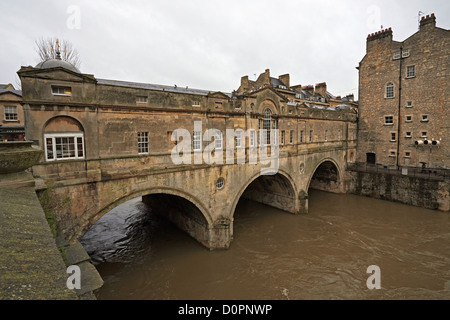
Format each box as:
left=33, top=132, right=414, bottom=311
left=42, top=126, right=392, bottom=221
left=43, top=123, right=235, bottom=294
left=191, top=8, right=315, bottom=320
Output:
left=1, top=0, right=449, bottom=99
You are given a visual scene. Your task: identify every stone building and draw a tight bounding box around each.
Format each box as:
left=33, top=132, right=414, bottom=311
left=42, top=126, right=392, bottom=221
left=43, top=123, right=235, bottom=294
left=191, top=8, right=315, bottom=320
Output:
left=16, top=50, right=359, bottom=247
left=0, top=84, right=25, bottom=141
left=356, top=13, right=449, bottom=169
left=18, top=59, right=357, bottom=168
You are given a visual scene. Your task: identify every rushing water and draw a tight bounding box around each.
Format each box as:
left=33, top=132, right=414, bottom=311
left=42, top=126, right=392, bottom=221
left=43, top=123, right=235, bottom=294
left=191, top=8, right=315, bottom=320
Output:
left=80, top=190, right=450, bottom=300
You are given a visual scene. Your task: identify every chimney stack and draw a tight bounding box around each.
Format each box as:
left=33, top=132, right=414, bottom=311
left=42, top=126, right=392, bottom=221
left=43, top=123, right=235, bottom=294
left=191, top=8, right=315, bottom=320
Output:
left=263, top=69, right=271, bottom=86
left=420, top=13, right=436, bottom=31
left=279, top=74, right=290, bottom=88
left=315, top=82, right=327, bottom=98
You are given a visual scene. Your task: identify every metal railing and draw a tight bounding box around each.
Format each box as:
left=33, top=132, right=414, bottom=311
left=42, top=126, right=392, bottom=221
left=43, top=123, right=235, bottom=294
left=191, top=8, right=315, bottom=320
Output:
left=347, top=162, right=450, bottom=181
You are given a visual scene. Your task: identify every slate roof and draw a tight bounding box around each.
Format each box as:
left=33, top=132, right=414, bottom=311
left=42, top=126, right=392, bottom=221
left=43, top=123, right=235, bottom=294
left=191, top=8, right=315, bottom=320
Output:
left=96, top=78, right=232, bottom=97
left=0, top=89, right=22, bottom=97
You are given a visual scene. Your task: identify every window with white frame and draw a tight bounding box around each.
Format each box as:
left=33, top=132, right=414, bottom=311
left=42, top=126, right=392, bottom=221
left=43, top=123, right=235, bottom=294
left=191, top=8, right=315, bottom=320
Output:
left=421, top=114, right=429, bottom=122
left=402, top=49, right=410, bottom=58
left=309, top=130, right=313, bottom=142
left=281, top=130, right=285, bottom=145
left=136, top=96, right=148, bottom=104
left=137, top=132, right=149, bottom=154
left=421, top=131, right=427, bottom=138
left=193, top=130, right=201, bottom=151
left=263, top=109, right=272, bottom=145
left=390, top=132, right=396, bottom=141
left=406, top=101, right=413, bottom=108
left=385, top=83, right=394, bottom=98
left=405, top=131, right=412, bottom=138
left=300, top=130, right=304, bottom=143
left=235, top=131, right=242, bottom=148
left=406, top=65, right=415, bottom=78
left=4, top=106, right=18, bottom=121
left=44, top=133, right=84, bottom=161
left=215, top=131, right=222, bottom=150
left=249, top=129, right=256, bottom=147
left=51, top=86, right=71, bottom=96
left=384, top=116, right=394, bottom=125
left=393, top=51, right=401, bottom=60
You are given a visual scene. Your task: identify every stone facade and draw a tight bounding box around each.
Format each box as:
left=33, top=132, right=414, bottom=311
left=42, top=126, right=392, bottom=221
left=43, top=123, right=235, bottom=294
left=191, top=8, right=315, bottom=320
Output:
left=17, top=60, right=357, bottom=249
left=357, top=13, right=449, bottom=169
left=0, top=84, right=25, bottom=141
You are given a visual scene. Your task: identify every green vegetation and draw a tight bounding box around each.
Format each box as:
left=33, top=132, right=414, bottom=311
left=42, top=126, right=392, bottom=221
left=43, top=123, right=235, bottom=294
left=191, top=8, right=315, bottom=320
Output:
left=38, top=183, right=71, bottom=238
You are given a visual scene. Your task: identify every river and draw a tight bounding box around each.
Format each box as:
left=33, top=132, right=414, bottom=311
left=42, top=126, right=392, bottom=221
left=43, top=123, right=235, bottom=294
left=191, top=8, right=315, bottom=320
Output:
left=80, top=190, right=450, bottom=300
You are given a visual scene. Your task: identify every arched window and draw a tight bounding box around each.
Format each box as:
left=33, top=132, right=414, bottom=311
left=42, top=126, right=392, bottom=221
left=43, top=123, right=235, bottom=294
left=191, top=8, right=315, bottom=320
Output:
left=263, top=108, right=272, bottom=145
left=386, top=83, right=394, bottom=98
left=43, top=116, right=85, bottom=161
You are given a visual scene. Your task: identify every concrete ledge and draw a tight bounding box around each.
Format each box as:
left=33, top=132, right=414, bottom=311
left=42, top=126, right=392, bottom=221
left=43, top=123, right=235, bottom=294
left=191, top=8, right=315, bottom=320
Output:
left=0, top=171, right=36, bottom=189
left=58, top=240, right=104, bottom=299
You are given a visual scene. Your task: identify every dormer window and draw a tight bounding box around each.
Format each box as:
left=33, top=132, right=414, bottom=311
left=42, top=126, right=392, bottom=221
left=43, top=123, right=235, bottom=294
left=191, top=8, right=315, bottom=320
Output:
left=52, top=86, right=71, bottom=96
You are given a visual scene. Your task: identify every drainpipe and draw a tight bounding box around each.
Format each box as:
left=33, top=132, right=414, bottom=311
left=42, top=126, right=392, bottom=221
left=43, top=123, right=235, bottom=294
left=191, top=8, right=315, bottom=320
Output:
left=396, top=46, right=403, bottom=170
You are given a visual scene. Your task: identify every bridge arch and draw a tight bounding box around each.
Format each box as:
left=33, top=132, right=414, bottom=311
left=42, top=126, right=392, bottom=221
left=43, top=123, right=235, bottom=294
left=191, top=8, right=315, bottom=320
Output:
left=307, top=158, right=343, bottom=193
left=230, top=169, right=299, bottom=220
left=75, top=186, right=214, bottom=248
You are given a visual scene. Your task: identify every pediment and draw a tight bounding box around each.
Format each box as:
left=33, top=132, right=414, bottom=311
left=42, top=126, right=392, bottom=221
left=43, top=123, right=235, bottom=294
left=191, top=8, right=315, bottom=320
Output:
left=207, top=91, right=230, bottom=100
left=253, top=87, right=288, bottom=104
left=17, top=66, right=97, bottom=83
left=0, top=91, right=22, bottom=101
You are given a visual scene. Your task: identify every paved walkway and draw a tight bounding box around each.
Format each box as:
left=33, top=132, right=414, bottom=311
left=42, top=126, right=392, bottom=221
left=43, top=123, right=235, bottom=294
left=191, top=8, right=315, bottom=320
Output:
left=0, top=182, right=78, bottom=300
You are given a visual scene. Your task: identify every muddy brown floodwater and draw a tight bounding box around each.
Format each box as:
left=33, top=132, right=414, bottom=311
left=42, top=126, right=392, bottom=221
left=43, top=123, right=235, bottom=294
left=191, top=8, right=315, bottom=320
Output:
left=80, top=190, right=450, bottom=300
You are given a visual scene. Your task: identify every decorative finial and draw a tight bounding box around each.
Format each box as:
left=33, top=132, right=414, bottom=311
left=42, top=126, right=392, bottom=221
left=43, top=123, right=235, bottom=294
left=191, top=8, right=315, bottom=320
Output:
left=55, top=38, right=61, bottom=60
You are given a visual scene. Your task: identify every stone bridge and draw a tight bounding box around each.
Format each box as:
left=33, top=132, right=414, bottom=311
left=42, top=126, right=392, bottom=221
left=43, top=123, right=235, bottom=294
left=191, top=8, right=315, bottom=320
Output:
left=18, top=63, right=357, bottom=250
left=32, top=145, right=349, bottom=250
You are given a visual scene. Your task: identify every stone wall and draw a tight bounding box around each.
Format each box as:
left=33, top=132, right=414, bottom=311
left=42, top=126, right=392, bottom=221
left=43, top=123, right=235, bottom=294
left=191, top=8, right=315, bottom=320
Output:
left=347, top=170, right=449, bottom=211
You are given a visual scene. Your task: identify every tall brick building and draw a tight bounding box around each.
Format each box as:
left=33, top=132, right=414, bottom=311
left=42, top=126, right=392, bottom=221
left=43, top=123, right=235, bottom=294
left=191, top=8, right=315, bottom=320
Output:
left=356, top=13, right=449, bottom=169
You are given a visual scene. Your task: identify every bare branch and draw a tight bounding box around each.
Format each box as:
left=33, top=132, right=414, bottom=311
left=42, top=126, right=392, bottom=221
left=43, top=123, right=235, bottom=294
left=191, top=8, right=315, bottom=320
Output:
left=34, top=37, right=81, bottom=69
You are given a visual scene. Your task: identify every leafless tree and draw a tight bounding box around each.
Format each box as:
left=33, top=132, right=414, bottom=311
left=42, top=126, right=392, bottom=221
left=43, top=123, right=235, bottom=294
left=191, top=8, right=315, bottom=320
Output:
left=35, top=37, right=81, bottom=69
